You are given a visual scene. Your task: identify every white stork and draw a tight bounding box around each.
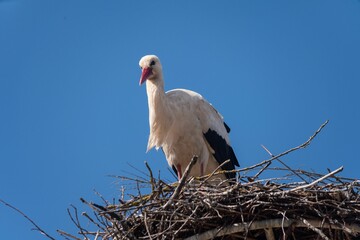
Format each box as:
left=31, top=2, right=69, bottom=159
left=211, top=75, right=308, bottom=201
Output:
left=139, top=55, right=239, bottom=182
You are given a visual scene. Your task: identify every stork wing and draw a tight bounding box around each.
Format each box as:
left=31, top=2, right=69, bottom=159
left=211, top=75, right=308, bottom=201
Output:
left=196, top=97, right=240, bottom=179
left=166, top=89, right=239, bottom=179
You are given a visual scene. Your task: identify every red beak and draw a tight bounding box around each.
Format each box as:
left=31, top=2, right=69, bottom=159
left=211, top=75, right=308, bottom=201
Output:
left=139, top=67, right=152, bottom=85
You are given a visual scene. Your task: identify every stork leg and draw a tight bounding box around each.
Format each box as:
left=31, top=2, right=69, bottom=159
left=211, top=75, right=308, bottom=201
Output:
left=176, top=164, right=182, bottom=180
left=200, top=162, right=205, bottom=177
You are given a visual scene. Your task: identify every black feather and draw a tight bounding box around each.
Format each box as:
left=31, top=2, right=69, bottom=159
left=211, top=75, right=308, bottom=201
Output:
left=172, top=165, right=178, bottom=177
left=203, top=128, right=239, bottom=179
left=224, top=122, right=231, bottom=133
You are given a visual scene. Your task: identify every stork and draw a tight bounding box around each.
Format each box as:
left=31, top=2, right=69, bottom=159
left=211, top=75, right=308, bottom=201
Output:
left=139, top=55, right=239, bottom=183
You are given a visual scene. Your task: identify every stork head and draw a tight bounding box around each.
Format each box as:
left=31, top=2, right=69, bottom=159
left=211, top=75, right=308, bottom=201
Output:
left=139, top=55, right=162, bottom=85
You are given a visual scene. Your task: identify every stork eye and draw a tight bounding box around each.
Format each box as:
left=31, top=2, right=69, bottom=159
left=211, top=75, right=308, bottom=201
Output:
left=150, top=60, right=156, bottom=66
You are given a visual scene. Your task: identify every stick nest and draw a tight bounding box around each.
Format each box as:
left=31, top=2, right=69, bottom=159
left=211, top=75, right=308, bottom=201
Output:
left=58, top=121, right=360, bottom=240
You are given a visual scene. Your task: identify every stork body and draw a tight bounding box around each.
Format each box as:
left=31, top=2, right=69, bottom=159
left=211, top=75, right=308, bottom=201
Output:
left=139, top=55, right=239, bottom=182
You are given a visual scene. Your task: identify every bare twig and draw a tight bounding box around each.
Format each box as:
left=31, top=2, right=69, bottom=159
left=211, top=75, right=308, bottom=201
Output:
left=67, top=205, right=89, bottom=240
left=200, top=159, right=231, bottom=186
left=253, top=161, right=272, bottom=180
left=57, top=229, right=82, bottom=240
left=261, top=144, right=309, bottom=183
left=82, top=212, right=107, bottom=232
left=143, top=211, right=153, bottom=240
left=163, top=156, right=198, bottom=209
left=0, top=199, right=56, bottom=240
left=300, top=218, right=330, bottom=240
left=243, top=120, right=329, bottom=172
left=145, top=161, right=155, bottom=192
left=288, top=166, right=343, bottom=193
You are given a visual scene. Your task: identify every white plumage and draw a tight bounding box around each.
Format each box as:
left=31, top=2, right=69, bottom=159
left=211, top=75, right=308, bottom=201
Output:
left=139, top=55, right=239, bottom=182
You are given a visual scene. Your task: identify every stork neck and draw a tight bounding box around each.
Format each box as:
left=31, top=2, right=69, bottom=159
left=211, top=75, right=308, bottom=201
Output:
left=145, top=76, right=173, bottom=151
left=146, top=77, right=172, bottom=118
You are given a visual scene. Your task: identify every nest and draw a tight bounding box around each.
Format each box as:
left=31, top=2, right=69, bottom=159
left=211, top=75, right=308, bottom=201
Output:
left=58, top=121, right=360, bottom=240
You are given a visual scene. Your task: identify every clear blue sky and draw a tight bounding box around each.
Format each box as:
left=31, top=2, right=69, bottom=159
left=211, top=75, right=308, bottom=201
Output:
left=1, top=1, right=359, bottom=239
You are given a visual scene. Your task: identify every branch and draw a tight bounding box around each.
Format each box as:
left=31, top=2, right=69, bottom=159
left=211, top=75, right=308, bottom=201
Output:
left=57, top=229, right=81, bottom=240
left=145, top=161, right=155, bottom=192
left=67, top=205, right=89, bottom=239
left=260, top=144, right=309, bottom=183
left=242, top=120, right=329, bottom=172
left=200, top=159, right=231, bottom=186
left=299, top=218, right=330, bottom=240
left=0, top=199, right=56, bottom=240
left=163, top=155, right=198, bottom=209
left=287, top=166, right=343, bottom=193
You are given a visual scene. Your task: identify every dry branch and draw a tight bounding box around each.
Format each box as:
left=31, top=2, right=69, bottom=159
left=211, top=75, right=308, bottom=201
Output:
left=163, top=155, right=198, bottom=209
left=287, top=166, right=343, bottom=193
left=0, top=199, right=56, bottom=240
left=243, top=120, right=329, bottom=172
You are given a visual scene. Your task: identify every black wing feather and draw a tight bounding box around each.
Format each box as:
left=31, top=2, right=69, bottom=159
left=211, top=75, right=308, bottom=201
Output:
left=171, top=165, right=178, bottom=177
left=203, top=128, right=239, bottom=179
left=224, top=122, right=231, bottom=133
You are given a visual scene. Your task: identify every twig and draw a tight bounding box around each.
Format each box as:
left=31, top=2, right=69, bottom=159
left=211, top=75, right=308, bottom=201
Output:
left=94, top=231, right=100, bottom=240
left=174, top=206, right=199, bottom=236
left=80, top=198, right=122, bottom=221
left=288, top=166, right=343, bottom=193
left=0, top=199, right=56, bottom=240
left=93, top=189, right=110, bottom=206
left=143, top=211, right=153, bottom=240
left=163, top=156, right=198, bottom=209
left=145, top=161, right=155, bottom=192
left=57, top=229, right=82, bottom=240
left=253, top=161, right=272, bottom=180
left=67, top=205, right=89, bottom=240
left=243, top=120, right=329, bottom=171
left=200, top=159, right=230, bottom=186
left=82, top=212, right=107, bottom=232
left=299, top=218, right=330, bottom=240
left=261, top=144, right=309, bottom=183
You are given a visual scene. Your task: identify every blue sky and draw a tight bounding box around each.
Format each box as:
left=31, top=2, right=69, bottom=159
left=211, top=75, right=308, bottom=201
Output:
left=1, top=0, right=359, bottom=239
